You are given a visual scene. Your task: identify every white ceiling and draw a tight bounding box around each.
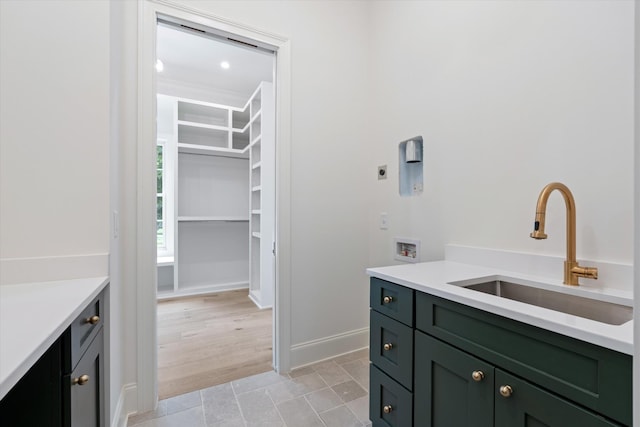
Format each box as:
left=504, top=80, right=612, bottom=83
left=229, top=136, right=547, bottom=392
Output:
left=156, top=23, right=274, bottom=100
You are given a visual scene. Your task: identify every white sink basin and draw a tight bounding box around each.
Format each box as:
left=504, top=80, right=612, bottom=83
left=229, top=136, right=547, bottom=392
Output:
left=449, top=277, right=633, bottom=326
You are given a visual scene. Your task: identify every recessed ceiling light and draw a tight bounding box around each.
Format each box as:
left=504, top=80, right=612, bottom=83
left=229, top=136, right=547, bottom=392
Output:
left=220, top=61, right=230, bottom=70
left=155, top=59, right=164, bottom=72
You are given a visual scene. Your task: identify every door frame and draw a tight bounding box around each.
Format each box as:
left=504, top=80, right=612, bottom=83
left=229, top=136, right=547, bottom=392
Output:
left=137, top=0, right=292, bottom=412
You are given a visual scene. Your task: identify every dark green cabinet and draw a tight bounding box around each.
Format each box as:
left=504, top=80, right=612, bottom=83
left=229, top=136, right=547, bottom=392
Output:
left=0, top=337, right=63, bottom=427
left=0, top=287, right=107, bottom=427
left=369, top=278, right=632, bottom=427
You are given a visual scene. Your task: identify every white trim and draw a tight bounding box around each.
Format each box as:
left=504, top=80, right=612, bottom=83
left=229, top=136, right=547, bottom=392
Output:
left=633, top=2, right=639, bottom=425
left=248, top=290, right=272, bottom=310
left=111, top=383, right=138, bottom=427
left=137, top=0, right=159, bottom=413
left=289, top=328, right=370, bottom=369
left=137, top=0, right=292, bottom=414
left=0, top=253, right=109, bottom=285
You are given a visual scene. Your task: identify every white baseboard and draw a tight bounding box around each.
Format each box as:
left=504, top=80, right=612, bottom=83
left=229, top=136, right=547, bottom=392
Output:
left=0, top=253, right=109, bottom=285
left=111, top=383, right=137, bottom=427
left=289, top=327, right=369, bottom=369
left=156, top=282, right=249, bottom=300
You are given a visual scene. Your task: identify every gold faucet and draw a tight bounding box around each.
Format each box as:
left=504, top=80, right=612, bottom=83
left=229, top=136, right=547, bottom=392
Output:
left=530, top=182, right=598, bottom=286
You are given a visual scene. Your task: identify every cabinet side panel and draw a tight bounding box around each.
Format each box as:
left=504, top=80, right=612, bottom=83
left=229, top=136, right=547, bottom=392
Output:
left=0, top=337, right=62, bottom=427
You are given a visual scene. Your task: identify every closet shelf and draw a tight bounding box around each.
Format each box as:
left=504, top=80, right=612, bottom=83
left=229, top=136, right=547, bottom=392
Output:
left=251, top=210, right=262, bottom=215
left=252, top=161, right=262, bottom=170
left=252, top=232, right=261, bottom=239
left=178, top=143, right=249, bottom=159
left=252, top=186, right=262, bottom=192
left=177, top=120, right=228, bottom=132
left=178, top=216, right=249, bottom=222
left=232, top=122, right=250, bottom=133
left=250, top=135, right=262, bottom=146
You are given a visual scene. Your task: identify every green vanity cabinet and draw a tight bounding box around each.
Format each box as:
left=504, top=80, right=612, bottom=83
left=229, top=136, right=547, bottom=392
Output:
left=369, top=277, right=632, bottom=427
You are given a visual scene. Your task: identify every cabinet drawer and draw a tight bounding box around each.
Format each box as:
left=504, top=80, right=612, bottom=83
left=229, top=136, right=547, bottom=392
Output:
left=370, top=278, right=414, bottom=326
left=370, top=310, right=413, bottom=390
left=370, top=365, right=412, bottom=427
left=65, top=290, right=104, bottom=371
left=416, top=292, right=632, bottom=426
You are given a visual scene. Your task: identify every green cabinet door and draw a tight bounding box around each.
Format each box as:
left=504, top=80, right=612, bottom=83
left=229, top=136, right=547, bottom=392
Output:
left=414, top=331, right=494, bottom=427
left=495, top=369, right=622, bottom=427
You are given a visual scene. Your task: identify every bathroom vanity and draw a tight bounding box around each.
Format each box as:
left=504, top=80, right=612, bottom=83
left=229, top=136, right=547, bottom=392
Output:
left=367, top=261, right=633, bottom=427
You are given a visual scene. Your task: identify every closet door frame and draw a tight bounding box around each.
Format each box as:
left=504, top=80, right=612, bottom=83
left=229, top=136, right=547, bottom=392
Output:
left=136, top=0, right=292, bottom=413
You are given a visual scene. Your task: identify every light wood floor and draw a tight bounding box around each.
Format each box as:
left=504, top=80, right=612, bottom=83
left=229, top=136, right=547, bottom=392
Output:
left=157, top=290, right=273, bottom=400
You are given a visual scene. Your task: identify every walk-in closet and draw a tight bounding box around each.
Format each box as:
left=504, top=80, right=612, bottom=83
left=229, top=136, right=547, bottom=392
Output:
left=154, top=18, right=276, bottom=398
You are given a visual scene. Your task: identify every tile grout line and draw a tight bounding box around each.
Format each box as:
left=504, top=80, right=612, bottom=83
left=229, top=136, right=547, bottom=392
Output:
left=337, top=358, right=369, bottom=426
left=230, top=380, right=249, bottom=427
left=264, top=381, right=289, bottom=427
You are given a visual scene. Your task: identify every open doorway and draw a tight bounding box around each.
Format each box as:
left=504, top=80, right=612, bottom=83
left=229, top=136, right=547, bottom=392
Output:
left=154, top=17, right=277, bottom=399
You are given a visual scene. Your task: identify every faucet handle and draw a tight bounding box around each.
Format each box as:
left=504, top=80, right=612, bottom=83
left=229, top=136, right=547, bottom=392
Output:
left=572, top=265, right=598, bottom=280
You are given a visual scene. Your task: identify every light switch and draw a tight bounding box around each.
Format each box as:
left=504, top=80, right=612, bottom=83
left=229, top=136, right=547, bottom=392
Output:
left=380, top=213, right=389, bottom=230
left=112, top=211, right=119, bottom=239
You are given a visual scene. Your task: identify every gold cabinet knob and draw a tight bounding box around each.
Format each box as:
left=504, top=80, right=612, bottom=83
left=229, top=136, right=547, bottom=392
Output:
left=383, top=343, right=393, bottom=351
left=499, top=385, right=513, bottom=398
left=73, top=374, right=90, bottom=386
left=383, top=405, right=393, bottom=414
left=471, top=370, right=484, bottom=382
left=382, top=296, right=393, bottom=304
left=85, top=315, right=100, bottom=325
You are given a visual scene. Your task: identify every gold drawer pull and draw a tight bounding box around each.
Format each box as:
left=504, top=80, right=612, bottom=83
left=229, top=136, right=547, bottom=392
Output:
left=383, top=405, right=393, bottom=414
left=73, top=374, right=90, bottom=386
left=383, top=343, right=393, bottom=351
left=85, top=315, right=100, bottom=325
left=471, top=370, right=484, bottom=382
left=499, top=385, right=513, bottom=398
left=382, top=296, right=393, bottom=304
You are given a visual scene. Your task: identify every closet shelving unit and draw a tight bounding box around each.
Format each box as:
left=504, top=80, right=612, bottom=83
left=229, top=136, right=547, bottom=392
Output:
left=156, top=82, right=274, bottom=306
left=248, top=82, right=275, bottom=309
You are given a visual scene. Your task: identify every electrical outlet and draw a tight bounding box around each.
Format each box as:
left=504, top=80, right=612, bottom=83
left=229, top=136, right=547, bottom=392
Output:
left=378, top=165, right=387, bottom=180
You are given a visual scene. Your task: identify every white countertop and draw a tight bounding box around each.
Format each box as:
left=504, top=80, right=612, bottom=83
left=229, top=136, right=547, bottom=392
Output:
left=367, top=261, right=633, bottom=355
left=0, top=276, right=109, bottom=400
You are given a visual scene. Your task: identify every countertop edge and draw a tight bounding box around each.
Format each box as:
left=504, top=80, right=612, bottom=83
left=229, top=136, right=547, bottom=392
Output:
left=0, top=276, right=109, bottom=400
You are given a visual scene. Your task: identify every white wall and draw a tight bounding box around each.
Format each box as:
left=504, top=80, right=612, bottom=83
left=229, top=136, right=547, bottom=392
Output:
left=0, top=0, right=110, bottom=283
left=368, top=1, right=635, bottom=276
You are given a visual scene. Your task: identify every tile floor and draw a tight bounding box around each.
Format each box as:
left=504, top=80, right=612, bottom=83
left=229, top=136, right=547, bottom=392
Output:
left=127, top=349, right=372, bottom=427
